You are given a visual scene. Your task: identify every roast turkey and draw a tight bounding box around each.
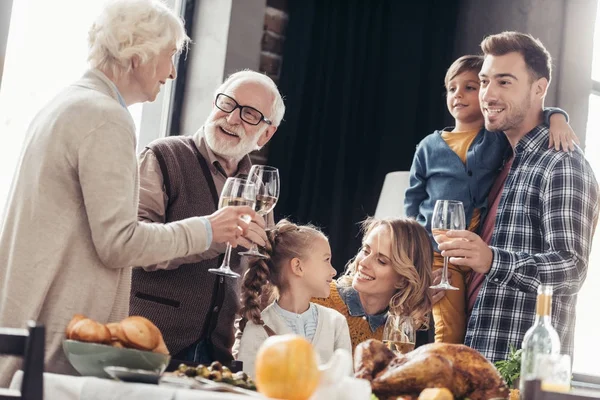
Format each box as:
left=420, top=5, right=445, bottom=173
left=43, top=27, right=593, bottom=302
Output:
left=354, top=339, right=509, bottom=400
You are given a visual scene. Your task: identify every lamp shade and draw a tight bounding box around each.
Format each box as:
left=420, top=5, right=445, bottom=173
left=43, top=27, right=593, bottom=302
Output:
left=374, top=171, right=411, bottom=218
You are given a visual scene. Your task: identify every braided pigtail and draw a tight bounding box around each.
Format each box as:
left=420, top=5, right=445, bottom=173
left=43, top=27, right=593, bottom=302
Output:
left=239, top=231, right=275, bottom=332
left=239, top=219, right=325, bottom=332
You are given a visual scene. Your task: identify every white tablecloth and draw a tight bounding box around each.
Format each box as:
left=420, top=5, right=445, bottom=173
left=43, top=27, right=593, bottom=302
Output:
left=9, top=371, right=254, bottom=400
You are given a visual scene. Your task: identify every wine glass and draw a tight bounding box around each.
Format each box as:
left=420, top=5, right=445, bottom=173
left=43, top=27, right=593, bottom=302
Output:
left=382, top=314, right=415, bottom=355
left=430, top=200, right=465, bottom=291
left=240, top=165, right=280, bottom=258
left=208, top=177, right=256, bottom=278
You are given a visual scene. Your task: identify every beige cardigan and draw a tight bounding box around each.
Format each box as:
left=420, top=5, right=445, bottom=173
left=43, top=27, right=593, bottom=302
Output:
left=233, top=303, right=352, bottom=379
left=0, top=69, right=210, bottom=386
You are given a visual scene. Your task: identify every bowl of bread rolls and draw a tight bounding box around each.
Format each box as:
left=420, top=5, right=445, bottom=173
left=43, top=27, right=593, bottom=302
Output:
left=63, top=314, right=170, bottom=378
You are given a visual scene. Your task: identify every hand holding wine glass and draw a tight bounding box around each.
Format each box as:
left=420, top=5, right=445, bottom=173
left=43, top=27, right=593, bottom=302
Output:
left=208, top=177, right=256, bottom=278
left=240, top=165, right=279, bottom=258
left=430, top=200, right=465, bottom=291
left=205, top=206, right=256, bottom=247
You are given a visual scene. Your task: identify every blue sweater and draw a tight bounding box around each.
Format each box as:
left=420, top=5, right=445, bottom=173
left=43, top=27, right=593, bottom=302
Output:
left=404, top=109, right=568, bottom=251
left=405, top=129, right=508, bottom=251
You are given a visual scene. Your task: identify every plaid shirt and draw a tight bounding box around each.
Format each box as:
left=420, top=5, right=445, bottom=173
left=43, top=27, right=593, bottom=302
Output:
left=465, top=125, right=599, bottom=363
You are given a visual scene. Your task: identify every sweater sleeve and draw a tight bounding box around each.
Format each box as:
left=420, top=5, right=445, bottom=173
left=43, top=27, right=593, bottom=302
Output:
left=234, top=322, right=268, bottom=379
left=404, top=143, right=428, bottom=218
left=542, top=107, right=569, bottom=125
left=77, top=121, right=210, bottom=268
left=334, top=313, right=353, bottom=355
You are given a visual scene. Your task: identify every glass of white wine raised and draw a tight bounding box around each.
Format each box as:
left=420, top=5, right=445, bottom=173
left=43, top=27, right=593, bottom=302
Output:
left=208, top=177, right=256, bottom=278
left=430, top=199, right=465, bottom=291
left=240, top=165, right=280, bottom=259
left=382, top=314, right=416, bottom=355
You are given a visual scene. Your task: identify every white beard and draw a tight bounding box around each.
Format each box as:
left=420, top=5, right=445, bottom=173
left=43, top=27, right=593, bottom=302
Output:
left=204, top=119, right=264, bottom=159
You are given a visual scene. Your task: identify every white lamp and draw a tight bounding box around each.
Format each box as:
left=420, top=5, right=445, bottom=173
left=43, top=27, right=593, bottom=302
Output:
left=374, top=171, right=411, bottom=218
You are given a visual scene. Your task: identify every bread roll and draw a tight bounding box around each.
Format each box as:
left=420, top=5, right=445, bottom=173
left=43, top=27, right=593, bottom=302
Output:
left=70, top=319, right=111, bottom=344
left=120, top=316, right=159, bottom=351
left=106, top=322, right=128, bottom=342
left=65, top=314, right=87, bottom=339
left=153, top=331, right=169, bottom=355
left=65, top=314, right=169, bottom=355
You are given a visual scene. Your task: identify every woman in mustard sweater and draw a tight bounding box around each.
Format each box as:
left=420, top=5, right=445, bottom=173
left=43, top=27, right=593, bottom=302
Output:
left=313, top=217, right=436, bottom=352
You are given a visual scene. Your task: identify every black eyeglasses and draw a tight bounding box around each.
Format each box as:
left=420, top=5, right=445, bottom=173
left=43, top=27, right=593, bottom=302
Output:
left=215, top=93, right=272, bottom=126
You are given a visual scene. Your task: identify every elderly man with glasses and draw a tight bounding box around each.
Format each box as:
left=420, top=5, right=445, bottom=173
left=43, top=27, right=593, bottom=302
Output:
left=130, top=70, right=285, bottom=365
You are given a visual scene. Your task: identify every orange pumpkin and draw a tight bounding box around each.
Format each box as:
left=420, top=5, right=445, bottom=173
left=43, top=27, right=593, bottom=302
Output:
left=255, top=334, right=320, bottom=400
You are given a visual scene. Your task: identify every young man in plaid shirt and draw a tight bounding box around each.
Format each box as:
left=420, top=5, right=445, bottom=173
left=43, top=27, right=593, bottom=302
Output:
left=438, top=31, right=599, bottom=363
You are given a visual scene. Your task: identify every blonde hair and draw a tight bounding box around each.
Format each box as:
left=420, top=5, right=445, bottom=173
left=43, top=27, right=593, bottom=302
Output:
left=339, top=217, right=433, bottom=329
left=239, top=219, right=325, bottom=332
left=215, top=70, right=286, bottom=127
left=88, top=0, right=190, bottom=78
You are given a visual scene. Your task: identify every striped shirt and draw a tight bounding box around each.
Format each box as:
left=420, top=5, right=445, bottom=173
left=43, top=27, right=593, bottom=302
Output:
left=465, top=125, right=599, bottom=363
left=272, top=301, right=319, bottom=341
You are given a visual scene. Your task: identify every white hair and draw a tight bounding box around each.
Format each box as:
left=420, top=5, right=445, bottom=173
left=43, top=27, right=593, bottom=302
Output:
left=215, top=70, right=286, bottom=127
left=88, top=0, right=190, bottom=77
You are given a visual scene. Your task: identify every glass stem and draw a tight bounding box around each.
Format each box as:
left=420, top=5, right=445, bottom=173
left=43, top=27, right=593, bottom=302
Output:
left=442, top=256, right=449, bottom=284
left=221, top=243, right=233, bottom=270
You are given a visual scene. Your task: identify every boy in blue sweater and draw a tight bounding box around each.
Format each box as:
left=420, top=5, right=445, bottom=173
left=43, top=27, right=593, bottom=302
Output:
left=404, top=55, right=576, bottom=344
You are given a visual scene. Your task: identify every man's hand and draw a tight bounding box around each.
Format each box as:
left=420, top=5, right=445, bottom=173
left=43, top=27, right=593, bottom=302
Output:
left=237, top=214, right=268, bottom=250
left=430, top=268, right=451, bottom=304
left=437, top=230, right=493, bottom=274
left=206, top=206, right=256, bottom=247
left=548, top=113, right=579, bottom=152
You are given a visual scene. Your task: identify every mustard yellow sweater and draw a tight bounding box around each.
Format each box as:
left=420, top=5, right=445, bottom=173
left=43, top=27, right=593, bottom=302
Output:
left=312, top=281, right=384, bottom=352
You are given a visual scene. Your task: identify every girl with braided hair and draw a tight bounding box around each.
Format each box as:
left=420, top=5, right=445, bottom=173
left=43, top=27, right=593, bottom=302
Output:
left=233, top=219, right=352, bottom=377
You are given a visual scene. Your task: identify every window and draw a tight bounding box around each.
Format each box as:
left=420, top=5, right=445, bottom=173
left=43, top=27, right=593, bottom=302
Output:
left=0, top=0, right=181, bottom=213
left=574, top=0, right=600, bottom=376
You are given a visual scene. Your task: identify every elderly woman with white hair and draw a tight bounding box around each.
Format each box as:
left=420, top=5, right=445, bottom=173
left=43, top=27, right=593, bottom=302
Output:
left=0, top=0, right=257, bottom=382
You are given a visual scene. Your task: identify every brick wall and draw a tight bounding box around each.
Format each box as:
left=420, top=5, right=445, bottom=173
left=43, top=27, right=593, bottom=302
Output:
left=260, top=0, right=289, bottom=84
left=253, top=0, right=289, bottom=163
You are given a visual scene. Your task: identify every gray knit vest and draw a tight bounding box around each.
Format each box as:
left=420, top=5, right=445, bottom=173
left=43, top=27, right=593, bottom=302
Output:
left=130, top=136, right=242, bottom=363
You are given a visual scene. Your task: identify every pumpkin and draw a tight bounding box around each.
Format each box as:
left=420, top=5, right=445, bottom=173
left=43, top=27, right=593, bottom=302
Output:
left=255, top=334, right=320, bottom=400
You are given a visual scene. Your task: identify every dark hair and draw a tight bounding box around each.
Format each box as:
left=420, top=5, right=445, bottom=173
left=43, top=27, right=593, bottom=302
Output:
left=480, top=31, right=552, bottom=82
left=444, top=55, right=484, bottom=89
left=238, top=219, right=325, bottom=332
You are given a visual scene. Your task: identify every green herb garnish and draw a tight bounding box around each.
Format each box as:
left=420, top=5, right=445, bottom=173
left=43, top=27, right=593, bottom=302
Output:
left=494, top=344, right=522, bottom=387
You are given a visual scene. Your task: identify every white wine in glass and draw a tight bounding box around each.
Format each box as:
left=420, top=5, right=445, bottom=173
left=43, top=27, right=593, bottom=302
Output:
left=430, top=200, right=465, bottom=291
left=240, top=165, right=280, bottom=258
left=219, top=196, right=256, bottom=209
left=382, top=315, right=415, bottom=355
left=254, top=194, right=278, bottom=215
left=208, top=177, right=256, bottom=278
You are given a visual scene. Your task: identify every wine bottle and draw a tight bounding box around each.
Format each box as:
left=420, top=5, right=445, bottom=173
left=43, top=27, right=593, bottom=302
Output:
left=519, top=285, right=561, bottom=398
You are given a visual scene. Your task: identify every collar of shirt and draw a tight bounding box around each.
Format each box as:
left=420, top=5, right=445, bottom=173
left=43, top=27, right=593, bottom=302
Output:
left=193, top=127, right=252, bottom=178
left=115, top=90, right=127, bottom=108
left=272, top=301, right=317, bottom=321
left=514, top=124, right=549, bottom=155
left=337, top=283, right=388, bottom=332
left=89, top=69, right=128, bottom=109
